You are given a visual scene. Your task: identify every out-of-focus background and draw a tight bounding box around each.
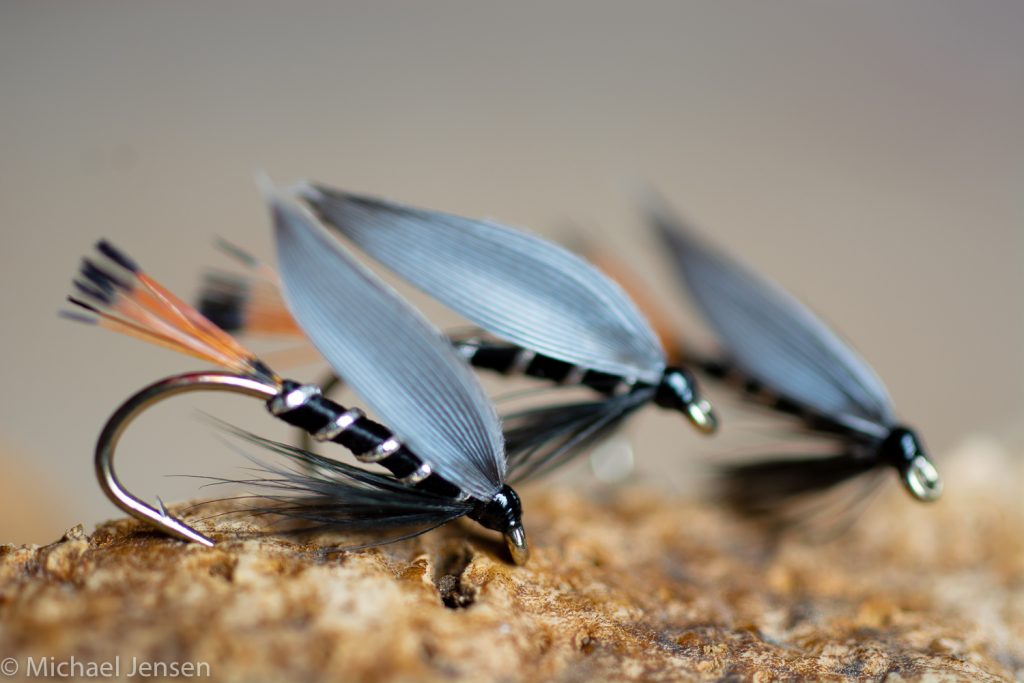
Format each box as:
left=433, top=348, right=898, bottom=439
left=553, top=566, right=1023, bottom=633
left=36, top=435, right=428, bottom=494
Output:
left=1, top=1, right=1021, bottom=544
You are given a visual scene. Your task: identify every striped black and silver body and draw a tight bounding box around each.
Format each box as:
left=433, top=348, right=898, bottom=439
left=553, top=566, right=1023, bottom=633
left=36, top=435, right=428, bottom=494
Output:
left=454, top=337, right=633, bottom=396
left=692, top=356, right=853, bottom=437
left=454, top=337, right=713, bottom=425
left=270, top=380, right=449, bottom=492
left=267, top=379, right=523, bottom=534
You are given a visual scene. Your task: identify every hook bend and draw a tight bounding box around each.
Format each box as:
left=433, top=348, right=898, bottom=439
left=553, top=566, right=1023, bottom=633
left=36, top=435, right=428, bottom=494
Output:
left=95, top=371, right=279, bottom=546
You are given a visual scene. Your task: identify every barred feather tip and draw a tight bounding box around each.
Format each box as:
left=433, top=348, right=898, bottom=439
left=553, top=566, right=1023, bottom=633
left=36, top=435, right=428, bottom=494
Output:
left=197, top=269, right=302, bottom=337
left=64, top=240, right=274, bottom=381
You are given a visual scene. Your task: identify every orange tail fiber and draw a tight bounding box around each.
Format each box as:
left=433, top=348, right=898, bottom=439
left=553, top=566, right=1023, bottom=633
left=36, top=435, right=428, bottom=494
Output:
left=199, top=271, right=304, bottom=337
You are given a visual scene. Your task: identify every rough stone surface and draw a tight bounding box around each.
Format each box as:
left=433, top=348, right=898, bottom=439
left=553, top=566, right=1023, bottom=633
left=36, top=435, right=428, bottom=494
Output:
left=0, top=445, right=1020, bottom=682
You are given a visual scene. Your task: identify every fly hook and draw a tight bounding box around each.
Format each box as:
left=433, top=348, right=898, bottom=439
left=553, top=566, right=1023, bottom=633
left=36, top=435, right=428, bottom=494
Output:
left=95, top=371, right=279, bottom=545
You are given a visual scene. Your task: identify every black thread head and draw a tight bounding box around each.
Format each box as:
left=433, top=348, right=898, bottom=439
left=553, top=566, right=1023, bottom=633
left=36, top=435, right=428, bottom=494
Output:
left=879, top=425, right=942, bottom=502
left=654, top=366, right=718, bottom=434
left=469, top=484, right=529, bottom=565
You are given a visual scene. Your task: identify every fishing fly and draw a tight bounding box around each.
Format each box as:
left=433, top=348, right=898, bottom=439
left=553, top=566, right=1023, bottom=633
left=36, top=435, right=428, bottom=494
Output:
left=199, top=183, right=718, bottom=482
left=65, top=191, right=530, bottom=564
left=647, top=200, right=942, bottom=520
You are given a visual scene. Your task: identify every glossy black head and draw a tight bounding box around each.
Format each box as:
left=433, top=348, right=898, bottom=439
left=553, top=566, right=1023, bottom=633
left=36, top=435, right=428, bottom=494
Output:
left=468, top=484, right=528, bottom=565
left=878, top=425, right=942, bottom=502
left=653, top=366, right=718, bottom=434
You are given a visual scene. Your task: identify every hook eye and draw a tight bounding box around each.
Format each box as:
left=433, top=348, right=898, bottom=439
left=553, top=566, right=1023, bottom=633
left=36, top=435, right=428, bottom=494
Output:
left=96, top=371, right=280, bottom=545
left=686, top=398, right=718, bottom=435
left=504, top=526, right=529, bottom=566
left=901, top=455, right=943, bottom=502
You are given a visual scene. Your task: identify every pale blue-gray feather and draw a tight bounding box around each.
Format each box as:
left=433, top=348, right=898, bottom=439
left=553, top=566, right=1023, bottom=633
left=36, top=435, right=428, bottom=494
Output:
left=650, top=203, right=895, bottom=432
left=270, top=193, right=506, bottom=499
left=297, top=184, right=666, bottom=385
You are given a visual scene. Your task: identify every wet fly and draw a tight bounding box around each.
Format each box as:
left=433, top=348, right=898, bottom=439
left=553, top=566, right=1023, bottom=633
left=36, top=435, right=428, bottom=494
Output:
left=65, top=190, right=530, bottom=563
left=648, top=200, right=942, bottom=520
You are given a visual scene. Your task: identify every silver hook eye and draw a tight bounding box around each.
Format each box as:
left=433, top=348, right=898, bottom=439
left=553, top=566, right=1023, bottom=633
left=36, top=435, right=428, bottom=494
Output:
left=686, top=398, right=719, bottom=435
left=504, top=526, right=529, bottom=566
left=902, top=455, right=943, bottom=502
left=95, top=371, right=280, bottom=545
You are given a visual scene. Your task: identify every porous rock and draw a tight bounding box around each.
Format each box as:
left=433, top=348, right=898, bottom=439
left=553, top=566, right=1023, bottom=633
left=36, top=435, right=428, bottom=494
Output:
left=0, top=448, right=1020, bottom=682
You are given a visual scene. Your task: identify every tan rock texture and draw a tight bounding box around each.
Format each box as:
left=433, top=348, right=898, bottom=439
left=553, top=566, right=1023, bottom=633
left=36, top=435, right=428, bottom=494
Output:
left=0, top=447, right=1021, bottom=682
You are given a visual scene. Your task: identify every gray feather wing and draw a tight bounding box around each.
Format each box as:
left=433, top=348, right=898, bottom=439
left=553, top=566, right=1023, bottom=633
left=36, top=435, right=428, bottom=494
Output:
left=297, top=184, right=666, bottom=384
left=650, top=204, right=895, bottom=430
left=270, top=193, right=506, bottom=499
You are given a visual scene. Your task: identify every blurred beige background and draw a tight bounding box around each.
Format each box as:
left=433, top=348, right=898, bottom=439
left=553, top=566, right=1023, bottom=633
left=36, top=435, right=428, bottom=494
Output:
left=1, top=1, right=1021, bottom=544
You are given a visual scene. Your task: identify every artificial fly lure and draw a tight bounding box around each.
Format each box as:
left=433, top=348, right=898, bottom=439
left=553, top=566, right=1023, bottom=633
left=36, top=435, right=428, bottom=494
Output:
left=64, top=192, right=529, bottom=564
left=646, top=201, right=942, bottom=520
left=199, top=183, right=718, bottom=481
